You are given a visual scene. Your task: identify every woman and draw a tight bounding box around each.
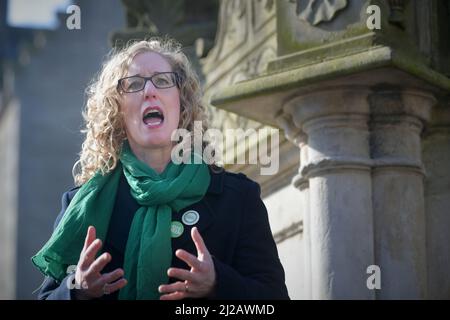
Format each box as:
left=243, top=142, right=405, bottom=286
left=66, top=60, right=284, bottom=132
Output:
left=32, top=38, right=289, bottom=300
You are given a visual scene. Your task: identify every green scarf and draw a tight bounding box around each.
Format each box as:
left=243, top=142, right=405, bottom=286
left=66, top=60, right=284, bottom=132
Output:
left=31, top=142, right=210, bottom=299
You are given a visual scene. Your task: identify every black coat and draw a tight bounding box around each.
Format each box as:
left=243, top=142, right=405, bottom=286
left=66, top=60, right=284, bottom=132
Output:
left=36, top=167, right=290, bottom=300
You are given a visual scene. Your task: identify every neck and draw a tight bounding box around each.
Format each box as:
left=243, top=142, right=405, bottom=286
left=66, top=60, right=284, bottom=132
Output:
left=128, top=140, right=173, bottom=173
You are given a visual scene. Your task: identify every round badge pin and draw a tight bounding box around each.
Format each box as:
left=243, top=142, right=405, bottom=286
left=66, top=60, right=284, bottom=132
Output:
left=171, top=221, right=184, bottom=238
left=182, top=210, right=200, bottom=226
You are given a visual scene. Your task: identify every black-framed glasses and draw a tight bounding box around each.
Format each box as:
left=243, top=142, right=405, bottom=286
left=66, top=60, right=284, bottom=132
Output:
left=117, top=72, right=179, bottom=93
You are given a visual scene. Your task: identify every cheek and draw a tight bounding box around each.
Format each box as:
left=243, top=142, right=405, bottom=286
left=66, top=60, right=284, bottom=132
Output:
left=119, top=102, right=136, bottom=131
left=172, top=101, right=181, bottom=126
left=173, top=93, right=181, bottom=120
left=121, top=96, right=139, bottom=116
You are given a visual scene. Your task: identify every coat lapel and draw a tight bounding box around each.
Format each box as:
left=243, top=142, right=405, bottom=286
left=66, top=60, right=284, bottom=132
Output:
left=171, top=198, right=213, bottom=250
left=171, top=166, right=224, bottom=250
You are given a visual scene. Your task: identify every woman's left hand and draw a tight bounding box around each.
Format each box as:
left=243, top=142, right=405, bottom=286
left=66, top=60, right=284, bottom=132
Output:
left=159, top=227, right=216, bottom=300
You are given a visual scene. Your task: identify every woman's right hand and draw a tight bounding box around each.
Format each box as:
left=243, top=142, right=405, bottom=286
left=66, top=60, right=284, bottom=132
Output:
left=73, top=226, right=127, bottom=300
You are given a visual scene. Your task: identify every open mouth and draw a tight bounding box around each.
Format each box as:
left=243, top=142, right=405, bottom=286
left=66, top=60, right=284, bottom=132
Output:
left=143, top=107, right=164, bottom=127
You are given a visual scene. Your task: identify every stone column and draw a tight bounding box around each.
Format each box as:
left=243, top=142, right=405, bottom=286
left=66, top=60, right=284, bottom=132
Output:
left=422, top=99, right=450, bottom=299
left=369, top=89, right=434, bottom=299
left=295, top=135, right=312, bottom=299
left=277, top=114, right=312, bottom=299
left=283, top=87, right=375, bottom=299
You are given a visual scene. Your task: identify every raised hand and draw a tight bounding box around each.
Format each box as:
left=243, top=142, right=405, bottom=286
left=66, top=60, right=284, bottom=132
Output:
left=158, top=227, right=216, bottom=300
left=73, top=226, right=127, bottom=299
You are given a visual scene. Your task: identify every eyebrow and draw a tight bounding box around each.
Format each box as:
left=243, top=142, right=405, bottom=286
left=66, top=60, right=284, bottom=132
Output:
left=128, top=72, right=171, bottom=77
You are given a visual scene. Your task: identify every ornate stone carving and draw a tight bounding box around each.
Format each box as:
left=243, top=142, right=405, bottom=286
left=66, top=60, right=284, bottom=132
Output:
left=204, top=0, right=277, bottom=134
left=229, top=47, right=276, bottom=84
left=207, top=0, right=248, bottom=63
left=257, top=0, right=274, bottom=12
left=113, top=0, right=219, bottom=48
left=122, top=0, right=183, bottom=33
left=253, top=0, right=276, bottom=31
left=289, top=0, right=348, bottom=26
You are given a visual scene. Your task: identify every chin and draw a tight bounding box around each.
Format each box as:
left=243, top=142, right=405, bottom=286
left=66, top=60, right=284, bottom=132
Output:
left=128, top=130, right=174, bottom=150
left=141, top=138, right=173, bottom=149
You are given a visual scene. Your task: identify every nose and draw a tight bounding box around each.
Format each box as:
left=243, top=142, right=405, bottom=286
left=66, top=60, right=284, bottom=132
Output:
left=143, top=78, right=158, bottom=99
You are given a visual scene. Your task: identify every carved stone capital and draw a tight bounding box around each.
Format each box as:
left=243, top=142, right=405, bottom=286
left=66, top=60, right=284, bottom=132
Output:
left=282, top=86, right=371, bottom=129
left=275, top=112, right=305, bottom=146
left=369, top=89, right=436, bottom=173
left=283, top=87, right=371, bottom=171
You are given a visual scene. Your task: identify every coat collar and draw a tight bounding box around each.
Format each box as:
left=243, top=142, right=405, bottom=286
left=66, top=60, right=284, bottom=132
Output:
left=205, top=165, right=224, bottom=195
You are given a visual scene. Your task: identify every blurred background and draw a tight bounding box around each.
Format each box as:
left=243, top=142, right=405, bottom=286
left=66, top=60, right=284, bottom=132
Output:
left=1, top=0, right=127, bottom=299
left=1, top=0, right=449, bottom=299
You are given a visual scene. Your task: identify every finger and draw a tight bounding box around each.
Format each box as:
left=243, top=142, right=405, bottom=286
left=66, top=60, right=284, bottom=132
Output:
left=158, top=281, right=187, bottom=295
left=160, top=291, right=186, bottom=300
left=191, top=227, right=210, bottom=257
left=83, top=226, right=96, bottom=252
left=79, top=238, right=102, bottom=270
left=101, top=268, right=125, bottom=285
left=104, top=278, right=128, bottom=294
left=86, top=252, right=111, bottom=277
left=175, top=249, right=202, bottom=270
left=89, top=268, right=124, bottom=292
left=167, top=267, right=199, bottom=283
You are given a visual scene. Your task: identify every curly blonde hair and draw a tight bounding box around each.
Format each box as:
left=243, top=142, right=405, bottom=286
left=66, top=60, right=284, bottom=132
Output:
left=73, top=38, right=210, bottom=186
